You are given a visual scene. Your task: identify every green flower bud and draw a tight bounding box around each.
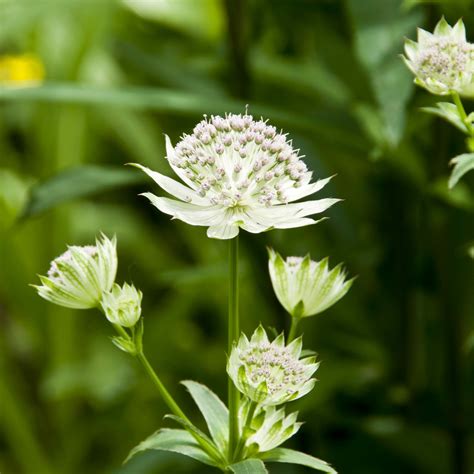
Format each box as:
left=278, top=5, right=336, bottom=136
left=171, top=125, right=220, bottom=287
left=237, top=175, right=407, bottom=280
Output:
left=227, top=326, right=319, bottom=406
left=33, top=234, right=117, bottom=309
left=268, top=249, right=353, bottom=318
left=101, top=282, right=142, bottom=328
left=403, top=18, right=474, bottom=96
left=242, top=404, right=302, bottom=455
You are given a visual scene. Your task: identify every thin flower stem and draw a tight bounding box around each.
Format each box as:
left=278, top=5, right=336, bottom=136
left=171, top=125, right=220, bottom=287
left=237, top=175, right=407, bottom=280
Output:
left=287, top=317, right=301, bottom=343
left=228, top=236, right=240, bottom=461
left=233, top=400, right=258, bottom=461
left=452, top=92, right=473, bottom=136
left=111, top=325, right=225, bottom=466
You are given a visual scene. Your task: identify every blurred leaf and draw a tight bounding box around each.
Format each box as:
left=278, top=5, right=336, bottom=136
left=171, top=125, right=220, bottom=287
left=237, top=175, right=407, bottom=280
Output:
left=123, top=0, right=224, bottom=41
left=20, top=165, right=144, bottom=218
left=261, top=448, right=336, bottom=473
left=430, top=177, right=474, bottom=210
left=347, top=0, right=422, bottom=146
left=448, top=153, right=474, bottom=189
left=230, top=459, right=268, bottom=473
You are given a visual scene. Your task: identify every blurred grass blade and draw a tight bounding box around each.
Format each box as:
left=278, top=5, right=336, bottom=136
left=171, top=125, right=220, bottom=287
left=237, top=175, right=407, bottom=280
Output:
left=0, top=83, right=367, bottom=150
left=20, top=165, right=144, bottom=219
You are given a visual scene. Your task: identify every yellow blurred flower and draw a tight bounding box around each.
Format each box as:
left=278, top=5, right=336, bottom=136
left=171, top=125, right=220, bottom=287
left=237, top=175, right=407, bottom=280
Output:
left=0, top=54, right=44, bottom=87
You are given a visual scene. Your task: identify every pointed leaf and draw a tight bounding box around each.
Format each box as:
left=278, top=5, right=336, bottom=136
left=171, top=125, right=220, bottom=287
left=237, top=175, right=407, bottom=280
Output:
left=261, top=447, right=337, bottom=473
left=125, top=428, right=218, bottom=467
left=449, top=153, right=474, bottom=189
left=230, top=459, right=268, bottom=473
left=181, top=380, right=229, bottom=452
left=20, top=165, right=145, bottom=219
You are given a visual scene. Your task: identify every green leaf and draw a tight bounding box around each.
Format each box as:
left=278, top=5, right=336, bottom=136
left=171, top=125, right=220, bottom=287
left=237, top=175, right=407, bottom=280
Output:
left=124, top=428, right=218, bottom=467
left=181, top=380, right=229, bottom=453
left=421, top=102, right=468, bottom=134
left=347, top=0, right=422, bottom=146
left=230, top=459, right=268, bottom=473
left=20, top=165, right=144, bottom=218
left=261, top=448, right=337, bottom=473
left=449, top=153, right=474, bottom=189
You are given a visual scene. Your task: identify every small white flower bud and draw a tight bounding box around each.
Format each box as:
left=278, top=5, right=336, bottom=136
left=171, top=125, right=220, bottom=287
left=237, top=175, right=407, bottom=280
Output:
left=101, top=282, right=142, bottom=328
left=33, top=234, right=117, bottom=309
left=268, top=249, right=354, bottom=318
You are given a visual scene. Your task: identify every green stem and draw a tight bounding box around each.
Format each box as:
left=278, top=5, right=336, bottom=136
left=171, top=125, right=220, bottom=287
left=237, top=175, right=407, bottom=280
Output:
left=111, top=325, right=224, bottom=466
left=452, top=92, right=473, bottom=136
left=228, top=236, right=240, bottom=461
left=287, top=317, right=301, bottom=343
left=233, top=401, right=258, bottom=461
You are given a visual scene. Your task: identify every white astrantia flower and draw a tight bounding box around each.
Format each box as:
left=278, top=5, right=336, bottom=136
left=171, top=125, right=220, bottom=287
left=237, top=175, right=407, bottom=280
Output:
left=33, top=234, right=117, bottom=309
left=131, top=113, right=340, bottom=240
left=403, top=17, right=474, bottom=95
left=241, top=404, right=302, bottom=455
left=227, top=326, right=319, bottom=406
left=268, top=249, right=353, bottom=318
left=101, top=282, right=142, bottom=328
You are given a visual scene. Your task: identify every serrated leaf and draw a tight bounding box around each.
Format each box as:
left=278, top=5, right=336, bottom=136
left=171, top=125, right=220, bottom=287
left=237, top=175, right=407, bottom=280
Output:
left=20, top=165, right=144, bottom=219
left=181, top=381, right=229, bottom=453
left=261, top=447, right=337, bottom=473
left=421, top=102, right=467, bottom=134
left=449, top=153, right=474, bottom=189
left=230, top=459, right=268, bottom=473
left=124, top=428, right=218, bottom=467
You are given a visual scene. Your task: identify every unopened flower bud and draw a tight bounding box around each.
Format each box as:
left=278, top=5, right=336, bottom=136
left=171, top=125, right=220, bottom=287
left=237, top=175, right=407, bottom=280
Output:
left=101, top=282, right=142, bottom=327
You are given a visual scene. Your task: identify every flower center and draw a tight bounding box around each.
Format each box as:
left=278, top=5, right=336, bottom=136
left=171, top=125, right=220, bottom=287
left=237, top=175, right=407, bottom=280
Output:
left=241, top=343, right=307, bottom=396
left=170, top=114, right=311, bottom=208
left=416, top=38, right=473, bottom=84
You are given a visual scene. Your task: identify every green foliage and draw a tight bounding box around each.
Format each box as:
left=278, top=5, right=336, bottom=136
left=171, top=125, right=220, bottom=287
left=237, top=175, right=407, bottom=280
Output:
left=1, top=0, right=473, bottom=473
left=449, top=153, right=474, bottom=189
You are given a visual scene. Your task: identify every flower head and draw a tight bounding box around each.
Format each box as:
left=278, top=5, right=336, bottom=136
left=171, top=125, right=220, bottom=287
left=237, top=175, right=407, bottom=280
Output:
left=101, top=282, right=142, bottom=327
left=243, top=404, right=301, bottom=455
left=227, top=326, right=318, bottom=406
left=268, top=249, right=353, bottom=318
left=33, top=234, right=117, bottom=309
left=403, top=18, right=474, bottom=95
left=132, top=113, right=339, bottom=239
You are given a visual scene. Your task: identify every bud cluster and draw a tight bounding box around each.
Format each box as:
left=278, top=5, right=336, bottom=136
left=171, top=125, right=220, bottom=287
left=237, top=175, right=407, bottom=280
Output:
left=170, top=113, right=310, bottom=208
left=34, top=234, right=143, bottom=330
left=404, top=18, right=474, bottom=95
left=228, top=326, right=318, bottom=406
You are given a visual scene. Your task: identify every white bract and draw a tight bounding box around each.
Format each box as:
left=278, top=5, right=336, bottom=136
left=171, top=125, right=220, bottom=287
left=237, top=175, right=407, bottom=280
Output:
left=33, top=234, right=117, bottom=309
left=403, top=18, right=474, bottom=95
left=227, top=326, right=318, bottom=406
left=268, top=249, right=352, bottom=318
left=243, top=404, right=301, bottom=455
left=132, top=113, right=339, bottom=240
left=101, top=282, right=142, bottom=327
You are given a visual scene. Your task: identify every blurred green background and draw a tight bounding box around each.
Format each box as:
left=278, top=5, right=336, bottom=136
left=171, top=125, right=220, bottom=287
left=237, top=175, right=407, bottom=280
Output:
left=1, top=0, right=473, bottom=473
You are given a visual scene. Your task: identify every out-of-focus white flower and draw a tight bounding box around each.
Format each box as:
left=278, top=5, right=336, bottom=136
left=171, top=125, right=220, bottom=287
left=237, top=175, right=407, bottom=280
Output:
left=132, top=113, right=339, bottom=240
left=227, top=326, right=318, bottom=406
left=242, top=404, right=301, bottom=455
left=33, top=234, right=117, bottom=309
left=101, top=282, right=142, bottom=327
left=403, top=17, right=474, bottom=95
left=268, top=249, right=353, bottom=318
